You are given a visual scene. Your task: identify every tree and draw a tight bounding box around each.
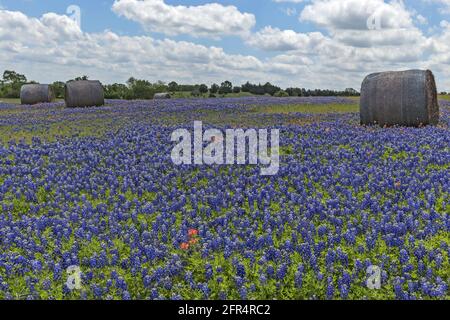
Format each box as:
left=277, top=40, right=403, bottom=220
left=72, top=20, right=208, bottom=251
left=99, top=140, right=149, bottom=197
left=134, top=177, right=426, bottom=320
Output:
left=104, top=83, right=130, bottom=99
left=126, top=77, right=154, bottom=99
left=210, top=83, right=219, bottom=94
left=3, top=70, right=27, bottom=84
left=199, top=84, right=209, bottom=94
left=168, top=81, right=179, bottom=92
left=219, top=81, right=232, bottom=94
left=1, top=70, right=28, bottom=98
left=74, top=75, right=89, bottom=81
left=51, top=81, right=66, bottom=99
left=241, top=82, right=251, bottom=92
left=233, top=86, right=241, bottom=94
left=263, top=82, right=280, bottom=96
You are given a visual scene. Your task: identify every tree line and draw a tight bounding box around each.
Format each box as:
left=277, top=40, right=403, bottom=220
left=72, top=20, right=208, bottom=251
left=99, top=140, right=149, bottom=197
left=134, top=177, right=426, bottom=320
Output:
left=0, top=70, right=361, bottom=100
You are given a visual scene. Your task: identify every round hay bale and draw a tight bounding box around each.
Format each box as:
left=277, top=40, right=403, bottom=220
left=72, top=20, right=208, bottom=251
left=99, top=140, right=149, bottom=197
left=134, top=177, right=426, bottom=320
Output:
left=154, top=92, right=171, bottom=99
left=65, top=80, right=104, bottom=108
left=20, top=84, right=55, bottom=105
left=360, top=69, right=439, bottom=127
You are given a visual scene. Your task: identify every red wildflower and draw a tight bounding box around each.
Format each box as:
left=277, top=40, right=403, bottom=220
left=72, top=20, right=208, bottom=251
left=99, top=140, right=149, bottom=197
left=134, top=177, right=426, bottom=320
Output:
left=180, top=243, right=190, bottom=250
left=188, top=229, right=199, bottom=237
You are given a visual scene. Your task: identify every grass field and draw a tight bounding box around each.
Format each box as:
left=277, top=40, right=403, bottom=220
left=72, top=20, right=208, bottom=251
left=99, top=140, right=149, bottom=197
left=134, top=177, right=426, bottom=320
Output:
left=170, top=91, right=258, bottom=99
left=0, top=98, right=21, bottom=104
left=251, top=103, right=359, bottom=114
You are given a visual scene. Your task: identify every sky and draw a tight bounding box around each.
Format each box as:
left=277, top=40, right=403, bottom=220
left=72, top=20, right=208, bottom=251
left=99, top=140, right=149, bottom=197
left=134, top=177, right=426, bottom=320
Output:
left=1, top=0, right=450, bottom=90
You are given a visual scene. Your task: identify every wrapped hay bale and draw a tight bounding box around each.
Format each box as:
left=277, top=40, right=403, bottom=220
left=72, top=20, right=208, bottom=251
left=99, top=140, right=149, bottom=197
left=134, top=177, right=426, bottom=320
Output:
left=65, top=80, right=104, bottom=108
left=20, top=84, right=55, bottom=105
left=154, top=92, right=171, bottom=99
left=360, top=69, right=439, bottom=126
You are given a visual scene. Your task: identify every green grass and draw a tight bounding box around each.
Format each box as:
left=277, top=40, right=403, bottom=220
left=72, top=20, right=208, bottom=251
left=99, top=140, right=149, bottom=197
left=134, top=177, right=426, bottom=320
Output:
left=170, top=91, right=260, bottom=99
left=439, top=95, right=450, bottom=101
left=250, top=103, right=359, bottom=114
left=0, top=98, right=64, bottom=105
left=0, top=98, right=21, bottom=104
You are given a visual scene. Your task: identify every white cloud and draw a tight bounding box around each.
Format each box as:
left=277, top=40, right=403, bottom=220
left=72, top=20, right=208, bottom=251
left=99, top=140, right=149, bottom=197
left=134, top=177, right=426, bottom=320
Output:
left=111, top=0, right=255, bottom=39
left=300, top=0, right=413, bottom=30
left=247, top=26, right=325, bottom=51
left=416, top=14, right=428, bottom=25
left=2, top=3, right=450, bottom=92
left=0, top=9, right=265, bottom=86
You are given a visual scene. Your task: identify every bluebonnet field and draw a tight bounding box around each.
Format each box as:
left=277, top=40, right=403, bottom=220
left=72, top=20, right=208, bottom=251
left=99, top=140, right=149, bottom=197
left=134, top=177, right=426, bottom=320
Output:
left=0, top=96, right=448, bottom=300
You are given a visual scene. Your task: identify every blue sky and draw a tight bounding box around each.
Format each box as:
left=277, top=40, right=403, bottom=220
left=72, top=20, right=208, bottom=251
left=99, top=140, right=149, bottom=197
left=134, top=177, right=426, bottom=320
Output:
left=1, top=0, right=450, bottom=90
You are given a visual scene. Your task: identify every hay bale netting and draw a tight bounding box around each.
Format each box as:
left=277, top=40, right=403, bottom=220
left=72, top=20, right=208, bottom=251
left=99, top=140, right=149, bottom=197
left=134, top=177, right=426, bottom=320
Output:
left=20, top=84, right=55, bottom=105
left=65, top=80, right=104, bottom=108
left=154, top=92, right=171, bottom=99
left=360, top=69, right=439, bottom=127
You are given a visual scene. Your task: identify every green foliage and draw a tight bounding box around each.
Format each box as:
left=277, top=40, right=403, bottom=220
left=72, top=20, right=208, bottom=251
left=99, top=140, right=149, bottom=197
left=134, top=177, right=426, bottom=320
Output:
left=0, top=70, right=28, bottom=98
left=210, top=83, right=219, bottom=94
left=168, top=81, right=179, bottom=92
left=104, top=83, right=129, bottom=99
left=274, top=90, right=289, bottom=97
left=199, top=84, right=209, bottom=94
left=219, top=81, right=233, bottom=94
left=51, top=81, right=66, bottom=99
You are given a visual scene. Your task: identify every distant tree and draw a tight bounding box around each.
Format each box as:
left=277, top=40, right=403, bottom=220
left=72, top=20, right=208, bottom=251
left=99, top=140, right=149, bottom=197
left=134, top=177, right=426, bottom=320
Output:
left=168, top=81, right=179, bottom=92
left=210, top=83, right=219, bottom=94
left=74, top=75, right=89, bottom=81
left=263, top=82, right=280, bottom=96
left=274, top=90, right=289, bottom=97
left=126, top=77, right=154, bottom=99
left=286, top=87, right=302, bottom=97
left=51, top=81, right=66, bottom=99
left=104, top=83, right=129, bottom=99
left=3, top=70, right=27, bottom=84
left=0, top=70, right=28, bottom=98
left=219, top=81, right=233, bottom=94
left=344, top=88, right=358, bottom=96
left=233, top=86, right=241, bottom=94
left=241, top=82, right=251, bottom=93
left=199, top=84, right=209, bottom=94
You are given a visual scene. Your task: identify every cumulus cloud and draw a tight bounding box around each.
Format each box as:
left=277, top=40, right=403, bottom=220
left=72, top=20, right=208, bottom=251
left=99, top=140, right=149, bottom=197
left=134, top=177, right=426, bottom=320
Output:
left=111, top=0, right=255, bottom=39
left=246, top=26, right=326, bottom=51
left=2, top=2, right=450, bottom=92
left=0, top=9, right=264, bottom=86
left=244, top=0, right=450, bottom=89
left=300, top=0, right=414, bottom=30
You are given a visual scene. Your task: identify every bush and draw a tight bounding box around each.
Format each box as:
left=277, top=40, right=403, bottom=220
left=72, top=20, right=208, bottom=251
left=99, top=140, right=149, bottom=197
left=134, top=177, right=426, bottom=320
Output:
left=274, top=90, right=289, bottom=97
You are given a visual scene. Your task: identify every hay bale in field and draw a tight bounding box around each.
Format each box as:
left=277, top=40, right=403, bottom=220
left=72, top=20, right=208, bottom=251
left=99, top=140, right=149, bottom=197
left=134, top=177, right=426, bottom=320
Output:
left=154, top=92, right=171, bottom=99
left=20, top=84, right=55, bottom=105
left=65, top=80, right=104, bottom=108
left=360, top=69, right=439, bottom=126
